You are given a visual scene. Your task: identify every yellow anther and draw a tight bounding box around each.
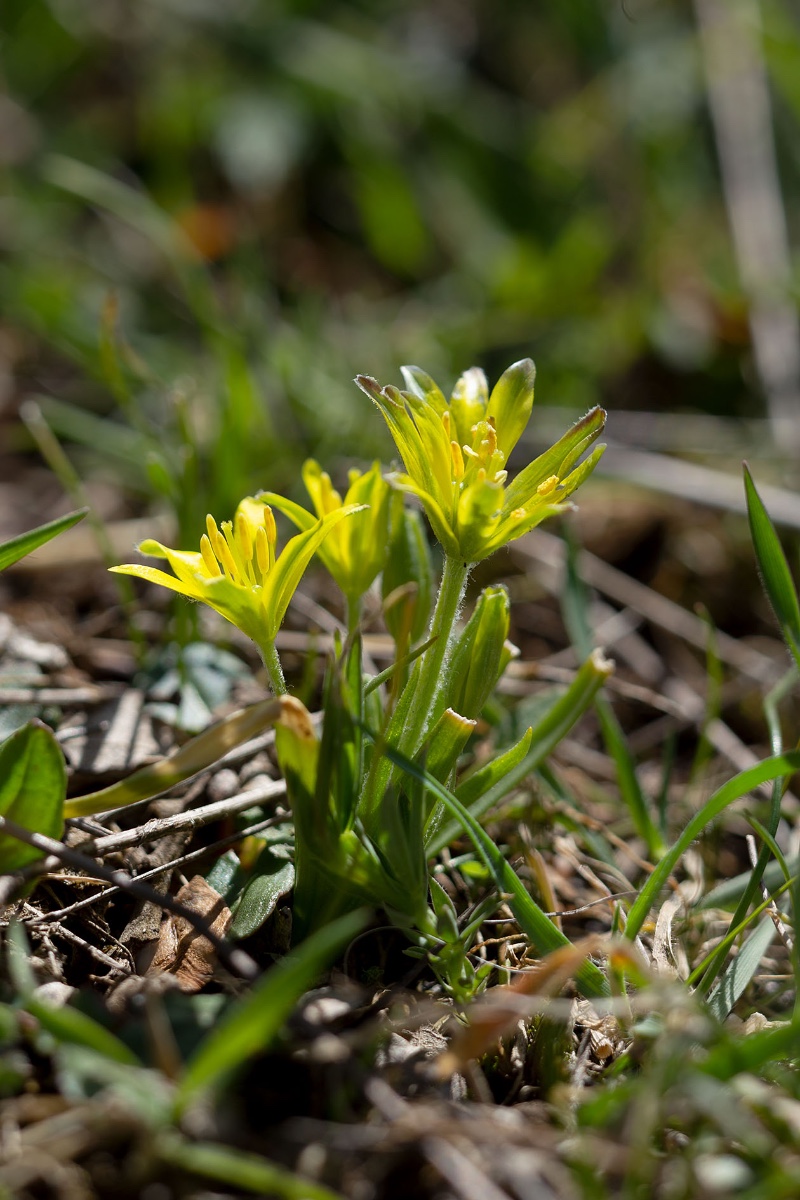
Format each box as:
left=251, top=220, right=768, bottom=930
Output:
left=206, top=514, right=220, bottom=544
left=200, top=534, right=220, bottom=576
left=512, top=507, right=526, bottom=520
left=462, top=444, right=479, bottom=460
left=263, top=506, right=277, bottom=545
left=213, top=529, right=238, bottom=579
left=441, top=411, right=451, bottom=437
left=235, top=511, right=253, bottom=561
left=450, top=440, right=465, bottom=480
left=537, top=474, right=559, bottom=496
left=255, top=525, right=270, bottom=576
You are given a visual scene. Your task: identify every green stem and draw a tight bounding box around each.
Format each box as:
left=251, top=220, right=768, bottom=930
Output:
left=256, top=636, right=287, bottom=696
left=359, top=555, right=469, bottom=836
left=398, top=554, right=470, bottom=756
left=345, top=593, right=361, bottom=638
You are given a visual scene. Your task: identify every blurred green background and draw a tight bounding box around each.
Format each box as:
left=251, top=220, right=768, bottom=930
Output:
left=2, top=0, right=799, bottom=537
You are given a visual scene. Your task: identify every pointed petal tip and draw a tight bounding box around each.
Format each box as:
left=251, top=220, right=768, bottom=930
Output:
left=136, top=538, right=169, bottom=556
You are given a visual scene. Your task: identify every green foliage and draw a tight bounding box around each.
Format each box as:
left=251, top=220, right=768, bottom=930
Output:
left=745, top=464, right=800, bottom=670
left=0, top=508, right=87, bottom=572
left=175, top=910, right=366, bottom=1114
left=0, top=723, right=66, bottom=874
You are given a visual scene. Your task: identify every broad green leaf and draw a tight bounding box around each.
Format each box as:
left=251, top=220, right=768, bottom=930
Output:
left=0, top=722, right=66, bottom=874
left=65, top=699, right=284, bottom=818
left=706, top=914, right=779, bottom=1022
left=625, top=751, right=800, bottom=941
left=175, top=909, right=366, bottom=1113
left=744, top=463, right=800, bottom=669
left=0, top=508, right=88, bottom=573
left=370, top=733, right=609, bottom=998
left=230, top=847, right=295, bottom=939
left=156, top=1133, right=345, bottom=1200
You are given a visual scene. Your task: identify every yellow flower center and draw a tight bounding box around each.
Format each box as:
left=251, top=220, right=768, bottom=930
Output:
left=201, top=507, right=277, bottom=587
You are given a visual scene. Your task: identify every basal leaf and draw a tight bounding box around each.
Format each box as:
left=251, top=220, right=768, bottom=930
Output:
left=0, top=722, right=66, bottom=874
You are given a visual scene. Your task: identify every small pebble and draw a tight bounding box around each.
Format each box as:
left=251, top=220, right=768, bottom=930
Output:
left=206, top=768, right=240, bottom=802
left=239, top=752, right=274, bottom=784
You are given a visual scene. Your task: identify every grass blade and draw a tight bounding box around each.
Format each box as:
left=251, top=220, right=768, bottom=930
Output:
left=369, top=731, right=609, bottom=998
left=625, top=752, right=800, bottom=942
left=175, top=909, right=366, bottom=1114
left=0, top=508, right=88, bottom=572
left=157, top=1133, right=345, bottom=1199
left=744, top=463, right=800, bottom=670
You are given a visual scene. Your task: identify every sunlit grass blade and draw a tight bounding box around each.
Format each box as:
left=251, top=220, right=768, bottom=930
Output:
left=744, top=463, right=800, bottom=671
left=174, top=909, right=366, bottom=1114
left=368, top=731, right=609, bottom=998
left=625, top=752, right=800, bottom=943
left=0, top=508, right=88, bottom=572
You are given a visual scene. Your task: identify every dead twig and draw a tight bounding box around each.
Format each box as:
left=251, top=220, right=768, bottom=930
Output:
left=0, top=815, right=259, bottom=981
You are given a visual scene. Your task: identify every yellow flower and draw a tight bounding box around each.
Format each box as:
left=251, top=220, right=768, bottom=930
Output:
left=356, top=359, right=605, bottom=563
left=110, top=496, right=362, bottom=650
left=259, top=460, right=394, bottom=611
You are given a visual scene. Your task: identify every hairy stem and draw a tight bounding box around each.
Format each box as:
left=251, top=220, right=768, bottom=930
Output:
left=257, top=636, right=287, bottom=696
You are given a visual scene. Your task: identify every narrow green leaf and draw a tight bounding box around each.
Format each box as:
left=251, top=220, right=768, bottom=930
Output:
left=625, top=752, right=800, bottom=941
left=64, top=699, right=284, bottom=818
left=175, top=909, right=366, bottom=1113
left=706, top=915, right=779, bottom=1022
left=26, top=996, right=140, bottom=1066
left=157, top=1133, right=346, bottom=1200
left=369, top=732, right=609, bottom=998
left=0, top=722, right=66, bottom=873
left=744, top=463, right=800, bottom=670
left=426, top=649, right=612, bottom=857
left=0, top=508, right=88, bottom=573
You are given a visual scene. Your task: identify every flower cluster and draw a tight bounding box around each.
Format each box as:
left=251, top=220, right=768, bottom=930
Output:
left=357, top=359, right=605, bottom=563
left=111, top=496, right=360, bottom=652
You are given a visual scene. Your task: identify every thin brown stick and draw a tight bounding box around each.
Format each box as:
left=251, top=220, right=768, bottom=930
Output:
left=0, top=816, right=259, bottom=981
left=83, top=777, right=286, bottom=856
left=514, top=529, right=778, bottom=684
left=32, top=814, right=285, bottom=925
left=45, top=920, right=133, bottom=975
